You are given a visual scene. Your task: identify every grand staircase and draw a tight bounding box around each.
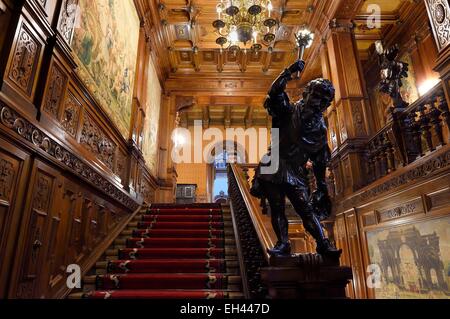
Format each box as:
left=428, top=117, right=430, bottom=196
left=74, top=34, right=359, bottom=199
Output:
left=69, top=203, right=243, bottom=299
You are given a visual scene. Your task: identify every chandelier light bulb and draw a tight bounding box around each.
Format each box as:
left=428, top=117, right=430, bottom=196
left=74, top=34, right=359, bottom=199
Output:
left=230, top=30, right=239, bottom=43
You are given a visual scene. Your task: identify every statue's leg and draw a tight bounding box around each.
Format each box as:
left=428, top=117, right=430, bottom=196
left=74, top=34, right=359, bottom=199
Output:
left=285, top=184, right=341, bottom=258
left=260, top=181, right=290, bottom=256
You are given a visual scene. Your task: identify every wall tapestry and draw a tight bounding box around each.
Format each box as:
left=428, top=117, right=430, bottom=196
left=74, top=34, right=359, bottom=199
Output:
left=142, top=56, right=161, bottom=176
left=367, top=216, right=450, bottom=299
left=72, top=0, right=140, bottom=138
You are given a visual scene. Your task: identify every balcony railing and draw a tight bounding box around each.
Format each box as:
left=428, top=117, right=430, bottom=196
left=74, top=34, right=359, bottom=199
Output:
left=365, top=83, right=449, bottom=184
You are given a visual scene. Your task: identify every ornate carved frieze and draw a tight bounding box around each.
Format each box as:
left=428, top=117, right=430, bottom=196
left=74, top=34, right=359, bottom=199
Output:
left=376, top=198, right=423, bottom=223
left=43, top=64, right=67, bottom=118
left=57, top=0, right=79, bottom=45
left=8, top=21, right=41, bottom=97
left=0, top=158, right=15, bottom=201
left=425, top=0, right=450, bottom=51
left=61, top=92, right=81, bottom=138
left=80, top=112, right=116, bottom=171
left=0, top=102, right=138, bottom=210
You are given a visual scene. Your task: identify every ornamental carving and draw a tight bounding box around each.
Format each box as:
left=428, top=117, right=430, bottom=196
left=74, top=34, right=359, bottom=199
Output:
left=0, top=158, right=15, bottom=201
left=43, top=64, right=67, bottom=118
left=351, top=150, right=450, bottom=206
left=33, top=175, right=52, bottom=212
left=61, top=92, right=81, bottom=138
left=377, top=201, right=419, bottom=222
left=426, top=0, right=450, bottom=51
left=115, top=151, right=126, bottom=180
left=351, top=101, right=366, bottom=136
left=8, top=22, right=41, bottom=96
left=0, top=102, right=138, bottom=210
left=57, top=0, right=79, bottom=45
left=80, top=112, right=116, bottom=170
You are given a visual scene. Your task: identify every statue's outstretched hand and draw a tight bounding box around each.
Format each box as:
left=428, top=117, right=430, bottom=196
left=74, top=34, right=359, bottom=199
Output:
left=288, top=60, right=305, bottom=74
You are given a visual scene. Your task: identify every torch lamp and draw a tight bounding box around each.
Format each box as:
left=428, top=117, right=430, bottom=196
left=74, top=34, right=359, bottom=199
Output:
left=294, top=28, right=314, bottom=78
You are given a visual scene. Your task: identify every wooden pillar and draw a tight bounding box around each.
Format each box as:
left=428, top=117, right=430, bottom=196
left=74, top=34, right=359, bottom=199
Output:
left=324, top=22, right=371, bottom=196
left=155, top=94, right=178, bottom=203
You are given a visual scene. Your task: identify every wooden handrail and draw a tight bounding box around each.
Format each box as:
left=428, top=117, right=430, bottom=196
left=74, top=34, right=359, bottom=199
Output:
left=229, top=163, right=277, bottom=264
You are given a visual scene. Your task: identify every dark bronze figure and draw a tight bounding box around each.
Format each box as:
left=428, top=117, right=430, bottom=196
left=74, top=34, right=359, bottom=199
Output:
left=250, top=60, right=342, bottom=259
left=377, top=43, right=409, bottom=111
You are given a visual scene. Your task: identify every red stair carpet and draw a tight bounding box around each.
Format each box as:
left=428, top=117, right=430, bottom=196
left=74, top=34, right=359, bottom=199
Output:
left=70, top=204, right=242, bottom=299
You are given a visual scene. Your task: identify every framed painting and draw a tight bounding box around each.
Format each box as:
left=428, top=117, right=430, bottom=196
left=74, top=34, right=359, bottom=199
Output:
left=366, top=216, right=450, bottom=299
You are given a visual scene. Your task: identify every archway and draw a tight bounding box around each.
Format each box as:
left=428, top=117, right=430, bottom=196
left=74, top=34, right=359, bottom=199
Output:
left=399, top=244, right=421, bottom=292
left=205, top=140, right=248, bottom=203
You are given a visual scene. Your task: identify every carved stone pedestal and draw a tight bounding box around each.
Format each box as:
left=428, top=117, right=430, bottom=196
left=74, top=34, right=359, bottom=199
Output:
left=261, top=254, right=353, bottom=299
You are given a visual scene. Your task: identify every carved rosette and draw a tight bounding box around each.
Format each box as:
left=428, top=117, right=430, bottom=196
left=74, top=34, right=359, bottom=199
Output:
left=0, top=102, right=138, bottom=210
left=426, top=0, right=450, bottom=51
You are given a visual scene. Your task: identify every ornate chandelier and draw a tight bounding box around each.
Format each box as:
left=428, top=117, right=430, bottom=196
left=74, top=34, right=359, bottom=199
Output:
left=213, top=0, right=278, bottom=52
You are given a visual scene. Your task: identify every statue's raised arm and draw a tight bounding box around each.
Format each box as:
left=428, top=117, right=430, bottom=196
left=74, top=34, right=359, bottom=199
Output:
left=264, top=60, right=305, bottom=120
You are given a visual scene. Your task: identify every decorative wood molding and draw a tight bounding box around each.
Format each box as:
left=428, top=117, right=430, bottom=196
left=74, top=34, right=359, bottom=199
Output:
left=0, top=101, right=139, bottom=211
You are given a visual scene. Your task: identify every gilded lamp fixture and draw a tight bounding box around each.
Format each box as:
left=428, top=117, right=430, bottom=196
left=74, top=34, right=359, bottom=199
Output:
left=213, top=0, right=278, bottom=52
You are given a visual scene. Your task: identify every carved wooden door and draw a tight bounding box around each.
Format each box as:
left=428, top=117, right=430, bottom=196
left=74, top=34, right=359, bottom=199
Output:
left=10, top=159, right=61, bottom=298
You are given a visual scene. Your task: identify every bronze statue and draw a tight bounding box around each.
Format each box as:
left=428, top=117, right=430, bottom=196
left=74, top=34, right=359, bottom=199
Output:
left=250, top=60, right=342, bottom=259
left=376, top=42, right=409, bottom=111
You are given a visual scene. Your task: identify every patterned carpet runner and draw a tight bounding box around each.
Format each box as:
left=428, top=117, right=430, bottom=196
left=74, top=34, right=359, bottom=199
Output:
left=72, top=204, right=242, bottom=299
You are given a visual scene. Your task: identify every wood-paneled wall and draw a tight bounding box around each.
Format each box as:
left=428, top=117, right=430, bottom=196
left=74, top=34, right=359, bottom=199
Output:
left=0, top=0, right=163, bottom=298
left=331, top=0, right=450, bottom=299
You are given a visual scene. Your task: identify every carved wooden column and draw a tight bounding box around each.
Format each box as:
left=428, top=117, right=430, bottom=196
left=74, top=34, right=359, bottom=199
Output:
left=324, top=21, right=371, bottom=196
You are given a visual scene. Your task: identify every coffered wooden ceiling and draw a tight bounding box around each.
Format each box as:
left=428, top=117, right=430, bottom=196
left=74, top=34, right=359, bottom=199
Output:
left=157, top=0, right=320, bottom=78
left=145, top=0, right=405, bottom=128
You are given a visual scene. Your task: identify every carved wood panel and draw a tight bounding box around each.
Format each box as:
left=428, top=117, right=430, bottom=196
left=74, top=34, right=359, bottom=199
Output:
left=57, top=0, right=79, bottom=46
left=334, top=214, right=355, bottom=298
left=6, top=17, right=43, bottom=100
left=80, top=112, right=117, bottom=171
left=15, top=161, right=58, bottom=298
left=61, top=89, right=81, bottom=138
left=42, top=60, right=68, bottom=119
left=345, top=211, right=367, bottom=299
left=0, top=141, right=30, bottom=298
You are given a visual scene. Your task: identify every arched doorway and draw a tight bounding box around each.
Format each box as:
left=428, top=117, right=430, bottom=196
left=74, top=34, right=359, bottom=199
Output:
left=206, top=140, right=247, bottom=203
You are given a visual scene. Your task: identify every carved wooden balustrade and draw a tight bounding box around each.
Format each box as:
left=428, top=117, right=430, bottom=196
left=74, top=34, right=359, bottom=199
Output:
left=365, top=84, right=450, bottom=184
left=228, top=163, right=352, bottom=299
